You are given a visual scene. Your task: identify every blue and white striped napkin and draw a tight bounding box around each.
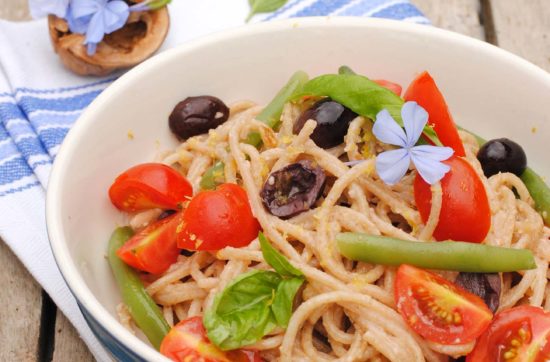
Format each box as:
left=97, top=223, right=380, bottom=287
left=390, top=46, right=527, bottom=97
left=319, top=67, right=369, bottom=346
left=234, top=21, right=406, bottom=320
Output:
left=0, top=1, right=428, bottom=360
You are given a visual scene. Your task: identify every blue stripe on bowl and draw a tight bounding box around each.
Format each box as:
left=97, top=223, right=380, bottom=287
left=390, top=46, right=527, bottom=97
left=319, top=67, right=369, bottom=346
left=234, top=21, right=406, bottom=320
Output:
left=78, top=302, right=149, bottom=362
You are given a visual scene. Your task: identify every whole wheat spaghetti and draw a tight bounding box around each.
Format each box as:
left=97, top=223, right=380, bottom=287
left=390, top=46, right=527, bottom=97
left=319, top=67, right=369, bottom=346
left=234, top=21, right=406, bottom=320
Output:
left=119, top=99, right=550, bottom=362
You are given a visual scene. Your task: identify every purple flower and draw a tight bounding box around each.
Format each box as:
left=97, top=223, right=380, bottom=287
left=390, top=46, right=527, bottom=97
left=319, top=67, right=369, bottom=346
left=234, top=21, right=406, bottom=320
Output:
left=67, top=0, right=130, bottom=55
left=29, top=0, right=69, bottom=18
left=373, top=101, right=454, bottom=185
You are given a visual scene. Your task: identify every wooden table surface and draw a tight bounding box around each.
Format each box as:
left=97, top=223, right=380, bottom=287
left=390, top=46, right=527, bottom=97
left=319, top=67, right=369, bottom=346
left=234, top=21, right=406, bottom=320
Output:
left=0, top=0, right=549, bottom=361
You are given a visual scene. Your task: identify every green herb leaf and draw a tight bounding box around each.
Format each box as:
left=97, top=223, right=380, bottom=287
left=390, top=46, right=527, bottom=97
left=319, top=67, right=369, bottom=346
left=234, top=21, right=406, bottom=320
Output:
left=338, top=65, right=356, bottom=75
left=143, top=0, right=172, bottom=10
left=204, top=270, right=281, bottom=350
left=246, top=0, right=288, bottom=22
left=271, top=277, right=304, bottom=326
left=203, top=234, right=305, bottom=350
left=259, top=232, right=303, bottom=278
left=294, top=73, right=443, bottom=146
left=293, top=73, right=404, bottom=123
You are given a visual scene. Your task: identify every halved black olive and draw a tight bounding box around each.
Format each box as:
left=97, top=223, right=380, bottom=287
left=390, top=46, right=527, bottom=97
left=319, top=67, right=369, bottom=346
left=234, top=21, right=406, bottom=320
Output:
left=293, top=98, right=357, bottom=149
left=260, top=160, right=326, bottom=218
left=477, top=138, right=527, bottom=177
left=169, top=96, right=229, bottom=141
left=455, top=272, right=502, bottom=313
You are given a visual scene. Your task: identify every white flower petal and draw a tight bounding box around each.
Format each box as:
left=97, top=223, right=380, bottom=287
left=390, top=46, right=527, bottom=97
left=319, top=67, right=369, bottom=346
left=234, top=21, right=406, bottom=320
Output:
left=71, top=0, right=103, bottom=19
left=29, top=0, right=69, bottom=18
left=411, top=145, right=454, bottom=161
left=373, top=109, right=407, bottom=147
left=104, top=1, right=130, bottom=34
left=402, top=101, right=428, bottom=148
left=410, top=146, right=454, bottom=184
left=376, top=149, right=411, bottom=185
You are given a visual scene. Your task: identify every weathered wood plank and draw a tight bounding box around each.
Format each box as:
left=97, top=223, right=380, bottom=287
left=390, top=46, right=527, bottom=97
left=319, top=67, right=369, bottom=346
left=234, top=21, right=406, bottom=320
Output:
left=413, top=0, right=485, bottom=39
left=488, top=0, right=550, bottom=72
left=0, top=240, right=42, bottom=362
left=52, top=311, right=95, bottom=362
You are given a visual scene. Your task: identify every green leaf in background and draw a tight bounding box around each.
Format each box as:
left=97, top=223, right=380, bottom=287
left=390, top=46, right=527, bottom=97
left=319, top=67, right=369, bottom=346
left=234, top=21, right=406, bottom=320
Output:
left=142, top=0, right=172, bottom=10
left=294, top=73, right=404, bottom=124
left=259, top=232, right=303, bottom=278
left=203, top=234, right=305, bottom=350
left=246, top=0, right=288, bottom=22
left=294, top=72, right=443, bottom=146
left=338, top=65, right=356, bottom=75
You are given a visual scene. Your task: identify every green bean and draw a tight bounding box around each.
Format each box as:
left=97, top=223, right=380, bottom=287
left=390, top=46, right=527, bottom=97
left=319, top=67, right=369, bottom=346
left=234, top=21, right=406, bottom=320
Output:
left=200, top=71, right=309, bottom=189
left=336, top=233, right=536, bottom=272
left=459, top=126, right=550, bottom=225
left=107, top=227, right=170, bottom=349
left=198, top=161, right=225, bottom=191
left=520, top=168, right=550, bottom=223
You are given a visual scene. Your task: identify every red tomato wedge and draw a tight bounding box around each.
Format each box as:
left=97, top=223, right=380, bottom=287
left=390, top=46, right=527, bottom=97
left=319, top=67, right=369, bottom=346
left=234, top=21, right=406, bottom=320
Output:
left=404, top=71, right=466, bottom=157
left=414, top=156, right=491, bottom=242
left=395, top=265, right=493, bottom=345
left=177, top=183, right=260, bottom=251
left=467, top=305, right=550, bottom=362
left=116, top=212, right=181, bottom=274
left=109, top=163, right=193, bottom=212
left=374, top=79, right=402, bottom=96
left=160, top=317, right=262, bottom=362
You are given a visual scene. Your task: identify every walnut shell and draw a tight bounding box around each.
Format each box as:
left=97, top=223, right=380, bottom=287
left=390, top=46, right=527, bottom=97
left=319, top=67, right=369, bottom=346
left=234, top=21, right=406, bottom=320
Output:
left=48, top=8, right=169, bottom=76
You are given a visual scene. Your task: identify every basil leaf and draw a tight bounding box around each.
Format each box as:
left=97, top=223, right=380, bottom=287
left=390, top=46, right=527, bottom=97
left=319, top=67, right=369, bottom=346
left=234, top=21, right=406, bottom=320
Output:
left=271, top=277, right=304, bottom=327
left=246, top=0, right=288, bottom=22
left=293, top=73, right=404, bottom=123
left=259, top=232, right=303, bottom=278
left=204, top=270, right=281, bottom=350
left=338, top=65, right=356, bottom=75
left=294, top=74, right=443, bottom=146
left=204, top=235, right=306, bottom=350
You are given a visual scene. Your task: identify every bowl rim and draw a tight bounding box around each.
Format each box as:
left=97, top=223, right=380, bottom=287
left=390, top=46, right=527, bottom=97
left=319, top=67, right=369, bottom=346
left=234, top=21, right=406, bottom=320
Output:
left=46, top=16, right=550, bottom=361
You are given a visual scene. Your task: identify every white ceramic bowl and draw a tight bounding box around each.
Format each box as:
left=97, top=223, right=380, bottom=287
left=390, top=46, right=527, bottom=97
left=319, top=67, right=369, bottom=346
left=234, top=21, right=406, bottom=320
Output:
left=46, top=17, right=550, bottom=361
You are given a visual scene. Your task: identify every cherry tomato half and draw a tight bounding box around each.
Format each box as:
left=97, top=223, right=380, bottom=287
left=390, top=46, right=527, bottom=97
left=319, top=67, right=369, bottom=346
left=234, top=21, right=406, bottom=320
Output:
left=116, top=212, right=181, bottom=274
left=160, top=317, right=262, bottom=362
left=414, top=156, right=491, bottom=243
left=404, top=71, right=466, bottom=157
left=109, top=163, right=193, bottom=212
left=467, top=305, right=550, bottom=362
left=395, top=264, right=493, bottom=345
left=177, top=183, right=260, bottom=251
left=374, top=79, right=402, bottom=96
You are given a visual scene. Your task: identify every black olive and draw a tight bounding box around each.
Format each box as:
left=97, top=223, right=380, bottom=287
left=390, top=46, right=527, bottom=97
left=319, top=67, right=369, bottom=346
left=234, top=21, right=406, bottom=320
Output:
left=157, top=209, right=176, bottom=220
left=169, top=96, right=229, bottom=141
left=293, top=98, right=357, bottom=149
left=455, top=272, right=502, bottom=313
left=260, top=160, right=326, bottom=218
left=477, top=138, right=527, bottom=177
